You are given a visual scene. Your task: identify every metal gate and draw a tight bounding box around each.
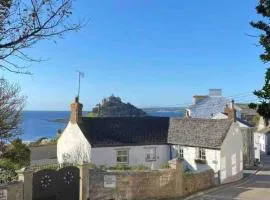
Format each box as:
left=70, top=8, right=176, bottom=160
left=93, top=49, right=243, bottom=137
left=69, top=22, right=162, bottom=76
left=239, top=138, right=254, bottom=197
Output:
left=32, top=166, right=80, bottom=200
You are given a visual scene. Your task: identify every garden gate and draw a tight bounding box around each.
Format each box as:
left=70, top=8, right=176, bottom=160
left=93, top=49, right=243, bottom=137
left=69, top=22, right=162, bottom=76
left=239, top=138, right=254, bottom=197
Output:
left=32, top=166, right=80, bottom=200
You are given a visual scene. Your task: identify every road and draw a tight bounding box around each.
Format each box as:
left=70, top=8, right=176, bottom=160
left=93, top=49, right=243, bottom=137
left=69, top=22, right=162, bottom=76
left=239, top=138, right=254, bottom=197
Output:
left=189, top=155, right=270, bottom=200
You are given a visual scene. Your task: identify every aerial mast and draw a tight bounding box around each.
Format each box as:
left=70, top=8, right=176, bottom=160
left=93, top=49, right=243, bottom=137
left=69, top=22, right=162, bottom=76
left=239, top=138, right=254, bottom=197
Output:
left=76, top=70, right=84, bottom=100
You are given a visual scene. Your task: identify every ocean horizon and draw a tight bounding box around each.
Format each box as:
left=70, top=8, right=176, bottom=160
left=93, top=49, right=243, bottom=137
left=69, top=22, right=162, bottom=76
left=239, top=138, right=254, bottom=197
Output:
left=20, top=111, right=184, bottom=141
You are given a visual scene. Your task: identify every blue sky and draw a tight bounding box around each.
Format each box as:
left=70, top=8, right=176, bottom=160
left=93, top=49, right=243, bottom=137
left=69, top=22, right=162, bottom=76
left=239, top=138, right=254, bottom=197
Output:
left=1, top=0, right=267, bottom=110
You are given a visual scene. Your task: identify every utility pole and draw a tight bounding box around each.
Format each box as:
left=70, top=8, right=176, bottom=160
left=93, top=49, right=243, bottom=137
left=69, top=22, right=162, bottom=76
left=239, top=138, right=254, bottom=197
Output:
left=77, top=70, right=84, bottom=99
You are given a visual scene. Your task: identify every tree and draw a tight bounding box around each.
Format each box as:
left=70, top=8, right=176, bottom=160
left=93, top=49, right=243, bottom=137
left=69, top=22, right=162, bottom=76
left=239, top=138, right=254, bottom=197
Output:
left=0, top=0, right=83, bottom=74
left=0, top=78, right=24, bottom=145
left=250, top=0, right=270, bottom=122
left=2, top=138, right=30, bottom=168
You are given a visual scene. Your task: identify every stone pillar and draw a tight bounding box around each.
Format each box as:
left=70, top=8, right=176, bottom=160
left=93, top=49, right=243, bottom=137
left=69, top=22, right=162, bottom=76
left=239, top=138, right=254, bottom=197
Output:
left=79, top=164, right=90, bottom=200
left=169, top=159, right=183, bottom=196
left=16, top=168, right=34, bottom=200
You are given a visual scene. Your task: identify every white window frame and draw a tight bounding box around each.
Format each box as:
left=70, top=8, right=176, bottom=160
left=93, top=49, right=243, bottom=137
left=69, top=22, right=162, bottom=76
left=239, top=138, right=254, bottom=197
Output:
left=116, top=149, right=129, bottom=164
left=176, top=146, right=184, bottom=159
left=145, top=147, right=157, bottom=162
left=197, top=148, right=206, bottom=160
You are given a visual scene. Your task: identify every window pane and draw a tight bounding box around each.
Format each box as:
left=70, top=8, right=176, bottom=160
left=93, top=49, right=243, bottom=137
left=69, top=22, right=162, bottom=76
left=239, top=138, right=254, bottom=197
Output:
left=117, top=150, right=127, bottom=156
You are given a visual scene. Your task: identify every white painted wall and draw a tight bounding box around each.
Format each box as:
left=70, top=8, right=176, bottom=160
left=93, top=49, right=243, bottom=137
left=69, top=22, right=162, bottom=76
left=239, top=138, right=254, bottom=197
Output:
left=171, top=146, right=220, bottom=173
left=220, top=123, right=243, bottom=184
left=260, top=133, right=266, bottom=155
left=254, top=132, right=262, bottom=160
left=57, top=122, right=91, bottom=164
left=91, top=145, right=169, bottom=169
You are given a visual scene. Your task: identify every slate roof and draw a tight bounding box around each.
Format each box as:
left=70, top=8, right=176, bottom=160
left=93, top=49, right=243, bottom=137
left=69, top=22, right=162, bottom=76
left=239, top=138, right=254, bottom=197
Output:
left=188, top=96, right=240, bottom=119
left=78, top=117, right=170, bottom=147
left=77, top=117, right=233, bottom=149
left=168, top=118, right=233, bottom=149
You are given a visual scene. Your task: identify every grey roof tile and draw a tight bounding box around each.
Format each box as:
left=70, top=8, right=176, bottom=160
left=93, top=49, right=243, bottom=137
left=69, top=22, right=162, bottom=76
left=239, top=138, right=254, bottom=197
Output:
left=168, top=118, right=233, bottom=149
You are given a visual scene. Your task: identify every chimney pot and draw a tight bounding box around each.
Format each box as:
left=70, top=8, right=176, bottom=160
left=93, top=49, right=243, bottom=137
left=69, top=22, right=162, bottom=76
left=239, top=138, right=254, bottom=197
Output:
left=224, top=99, right=236, bottom=122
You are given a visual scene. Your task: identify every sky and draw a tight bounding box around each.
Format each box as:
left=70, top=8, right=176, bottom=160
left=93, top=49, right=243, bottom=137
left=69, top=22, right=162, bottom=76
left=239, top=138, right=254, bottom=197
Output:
left=1, top=0, right=267, bottom=111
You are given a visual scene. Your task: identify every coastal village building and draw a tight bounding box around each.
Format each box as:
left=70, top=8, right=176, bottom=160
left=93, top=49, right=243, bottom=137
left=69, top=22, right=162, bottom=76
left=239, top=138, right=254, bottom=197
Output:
left=57, top=98, right=243, bottom=184
left=185, top=89, right=256, bottom=168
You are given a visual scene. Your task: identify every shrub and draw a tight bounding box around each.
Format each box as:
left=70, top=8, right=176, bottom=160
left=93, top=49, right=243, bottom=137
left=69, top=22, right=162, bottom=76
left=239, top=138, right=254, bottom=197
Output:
left=131, top=164, right=149, bottom=171
left=2, top=138, right=30, bottom=168
left=98, top=165, right=108, bottom=171
left=0, top=158, right=20, bottom=171
left=109, top=164, right=131, bottom=171
left=161, top=162, right=170, bottom=169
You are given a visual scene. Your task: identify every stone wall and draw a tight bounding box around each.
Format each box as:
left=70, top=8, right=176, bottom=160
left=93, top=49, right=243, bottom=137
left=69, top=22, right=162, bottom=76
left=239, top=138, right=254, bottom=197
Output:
left=183, top=170, right=215, bottom=196
left=89, top=160, right=215, bottom=200
left=0, top=182, right=23, bottom=200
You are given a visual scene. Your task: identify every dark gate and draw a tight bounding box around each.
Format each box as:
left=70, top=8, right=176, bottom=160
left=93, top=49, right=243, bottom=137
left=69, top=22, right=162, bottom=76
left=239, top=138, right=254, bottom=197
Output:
left=32, top=166, right=80, bottom=200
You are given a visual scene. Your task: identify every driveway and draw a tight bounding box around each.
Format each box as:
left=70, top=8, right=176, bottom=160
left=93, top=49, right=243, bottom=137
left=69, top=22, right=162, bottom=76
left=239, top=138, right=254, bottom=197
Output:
left=189, top=155, right=270, bottom=200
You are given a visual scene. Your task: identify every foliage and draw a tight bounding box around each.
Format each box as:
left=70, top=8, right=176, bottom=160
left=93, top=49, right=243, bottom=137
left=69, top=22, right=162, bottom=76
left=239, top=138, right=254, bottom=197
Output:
left=2, top=138, right=30, bottom=168
left=161, top=162, right=170, bottom=169
left=91, top=95, right=148, bottom=117
left=251, top=69, right=270, bottom=121
left=0, top=167, right=18, bottom=186
left=250, top=0, right=270, bottom=63
left=88, top=112, right=97, bottom=118
left=0, top=0, right=84, bottom=74
left=99, top=164, right=150, bottom=171
left=0, top=158, right=20, bottom=171
left=252, top=114, right=261, bottom=127
left=131, top=164, right=149, bottom=171
left=249, top=103, right=258, bottom=110
left=97, top=164, right=108, bottom=171
left=0, top=78, right=24, bottom=144
left=250, top=1, right=270, bottom=121
left=109, top=164, right=132, bottom=171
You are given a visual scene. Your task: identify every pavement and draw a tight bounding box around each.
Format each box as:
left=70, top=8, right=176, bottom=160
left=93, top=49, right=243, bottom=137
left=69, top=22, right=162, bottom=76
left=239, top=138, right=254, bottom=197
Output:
left=186, top=154, right=270, bottom=200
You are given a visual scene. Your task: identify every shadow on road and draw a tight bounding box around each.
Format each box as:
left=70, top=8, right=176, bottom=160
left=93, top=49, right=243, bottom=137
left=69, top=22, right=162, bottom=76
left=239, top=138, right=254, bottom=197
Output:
left=192, top=155, right=270, bottom=200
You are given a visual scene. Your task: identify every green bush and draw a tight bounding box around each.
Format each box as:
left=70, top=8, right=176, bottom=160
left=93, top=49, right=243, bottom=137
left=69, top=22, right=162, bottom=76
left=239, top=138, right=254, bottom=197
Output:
left=109, top=164, right=131, bottom=171
left=131, top=164, right=149, bottom=171
left=0, top=158, right=20, bottom=171
left=98, top=165, right=108, bottom=171
left=161, top=162, right=170, bottom=169
left=2, top=138, right=30, bottom=168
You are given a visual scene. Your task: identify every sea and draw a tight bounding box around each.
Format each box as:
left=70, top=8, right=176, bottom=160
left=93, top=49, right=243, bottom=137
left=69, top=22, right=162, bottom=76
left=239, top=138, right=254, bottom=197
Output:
left=21, top=111, right=184, bottom=141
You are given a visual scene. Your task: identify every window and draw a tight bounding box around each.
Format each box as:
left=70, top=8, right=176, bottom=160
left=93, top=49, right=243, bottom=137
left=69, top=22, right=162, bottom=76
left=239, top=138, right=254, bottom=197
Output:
left=145, top=147, right=156, bottom=161
left=197, top=148, right=206, bottom=160
left=116, top=149, right=129, bottom=164
left=176, top=146, right=184, bottom=159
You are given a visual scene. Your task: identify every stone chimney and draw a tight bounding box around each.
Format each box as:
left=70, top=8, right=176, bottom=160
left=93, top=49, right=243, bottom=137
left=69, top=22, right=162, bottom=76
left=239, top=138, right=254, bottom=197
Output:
left=224, top=100, right=236, bottom=122
left=192, top=95, right=208, bottom=105
left=209, top=89, right=222, bottom=97
left=70, top=96, right=83, bottom=124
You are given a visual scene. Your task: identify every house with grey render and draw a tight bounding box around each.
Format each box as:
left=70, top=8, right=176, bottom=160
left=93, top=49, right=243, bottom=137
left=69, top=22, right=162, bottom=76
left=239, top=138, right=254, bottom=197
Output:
left=57, top=98, right=243, bottom=184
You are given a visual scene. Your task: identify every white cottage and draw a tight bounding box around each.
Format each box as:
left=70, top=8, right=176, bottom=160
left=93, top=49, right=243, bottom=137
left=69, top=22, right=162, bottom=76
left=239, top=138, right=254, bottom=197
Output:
left=168, top=118, right=243, bottom=184
left=58, top=98, right=243, bottom=184
left=57, top=97, right=170, bottom=169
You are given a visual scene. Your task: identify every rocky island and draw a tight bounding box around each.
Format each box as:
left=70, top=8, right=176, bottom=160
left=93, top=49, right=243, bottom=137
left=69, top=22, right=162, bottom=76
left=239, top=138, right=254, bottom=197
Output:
left=89, top=95, right=147, bottom=117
